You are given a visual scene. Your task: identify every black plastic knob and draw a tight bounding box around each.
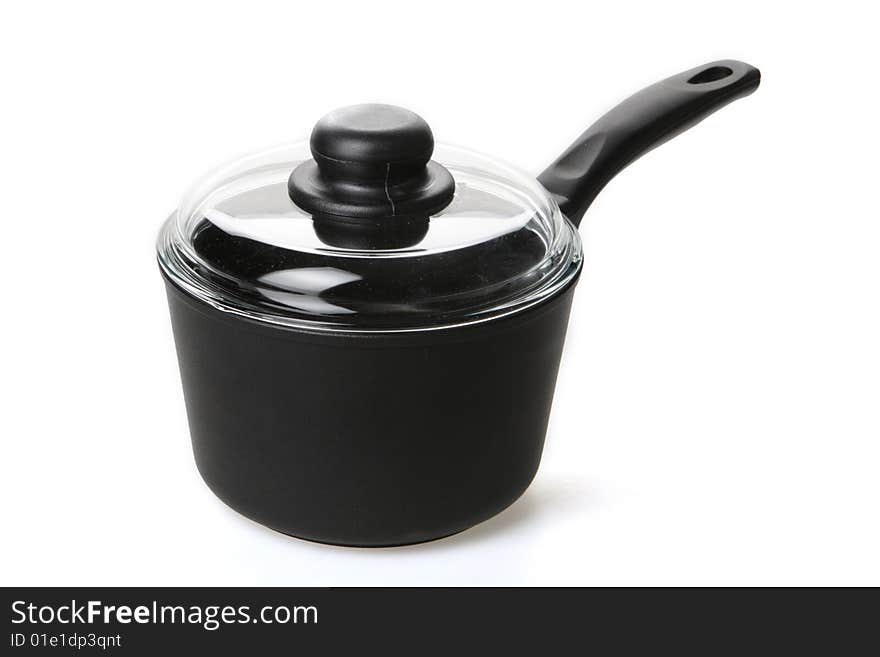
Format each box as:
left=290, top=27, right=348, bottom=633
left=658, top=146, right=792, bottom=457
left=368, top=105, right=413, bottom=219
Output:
left=289, top=104, right=455, bottom=222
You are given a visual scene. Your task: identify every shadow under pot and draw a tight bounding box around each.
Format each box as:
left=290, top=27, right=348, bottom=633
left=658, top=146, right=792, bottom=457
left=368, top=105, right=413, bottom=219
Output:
left=157, top=60, right=760, bottom=546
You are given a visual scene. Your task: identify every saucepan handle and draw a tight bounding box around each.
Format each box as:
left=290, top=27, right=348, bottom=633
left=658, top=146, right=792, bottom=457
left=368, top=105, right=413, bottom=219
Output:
left=538, top=60, right=761, bottom=226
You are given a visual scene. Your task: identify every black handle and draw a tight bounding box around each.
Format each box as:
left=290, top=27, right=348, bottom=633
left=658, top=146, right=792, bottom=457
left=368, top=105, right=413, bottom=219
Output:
left=537, top=60, right=760, bottom=226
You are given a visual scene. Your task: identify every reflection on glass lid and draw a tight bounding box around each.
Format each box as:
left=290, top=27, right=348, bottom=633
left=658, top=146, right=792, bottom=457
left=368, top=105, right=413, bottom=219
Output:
left=157, top=142, right=582, bottom=332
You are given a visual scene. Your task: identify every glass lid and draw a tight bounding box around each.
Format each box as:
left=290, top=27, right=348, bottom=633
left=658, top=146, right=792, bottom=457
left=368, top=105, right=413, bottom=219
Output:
left=157, top=105, right=582, bottom=332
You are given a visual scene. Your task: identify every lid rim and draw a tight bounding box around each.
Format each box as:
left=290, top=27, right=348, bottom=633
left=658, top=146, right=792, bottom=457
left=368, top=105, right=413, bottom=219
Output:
left=158, top=240, right=583, bottom=335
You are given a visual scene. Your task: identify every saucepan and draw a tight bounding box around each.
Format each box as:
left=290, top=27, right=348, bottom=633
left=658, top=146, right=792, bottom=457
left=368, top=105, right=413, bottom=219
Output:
left=158, top=60, right=760, bottom=546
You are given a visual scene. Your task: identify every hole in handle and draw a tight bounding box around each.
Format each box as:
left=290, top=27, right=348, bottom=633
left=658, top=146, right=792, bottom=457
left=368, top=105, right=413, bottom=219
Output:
left=687, top=66, right=734, bottom=84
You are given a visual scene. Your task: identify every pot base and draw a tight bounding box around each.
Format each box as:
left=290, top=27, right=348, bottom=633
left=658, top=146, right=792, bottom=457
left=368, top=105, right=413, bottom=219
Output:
left=199, top=457, right=534, bottom=548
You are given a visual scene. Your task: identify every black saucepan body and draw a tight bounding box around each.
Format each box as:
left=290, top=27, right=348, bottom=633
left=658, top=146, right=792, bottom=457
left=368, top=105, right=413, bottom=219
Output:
left=163, top=272, right=578, bottom=546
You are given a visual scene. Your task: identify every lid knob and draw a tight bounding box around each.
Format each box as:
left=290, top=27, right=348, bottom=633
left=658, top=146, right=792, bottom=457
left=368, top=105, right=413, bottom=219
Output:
left=289, top=104, right=455, bottom=221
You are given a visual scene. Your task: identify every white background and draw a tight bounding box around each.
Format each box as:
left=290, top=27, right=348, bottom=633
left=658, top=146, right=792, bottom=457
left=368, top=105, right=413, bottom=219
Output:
left=2, top=1, right=878, bottom=586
